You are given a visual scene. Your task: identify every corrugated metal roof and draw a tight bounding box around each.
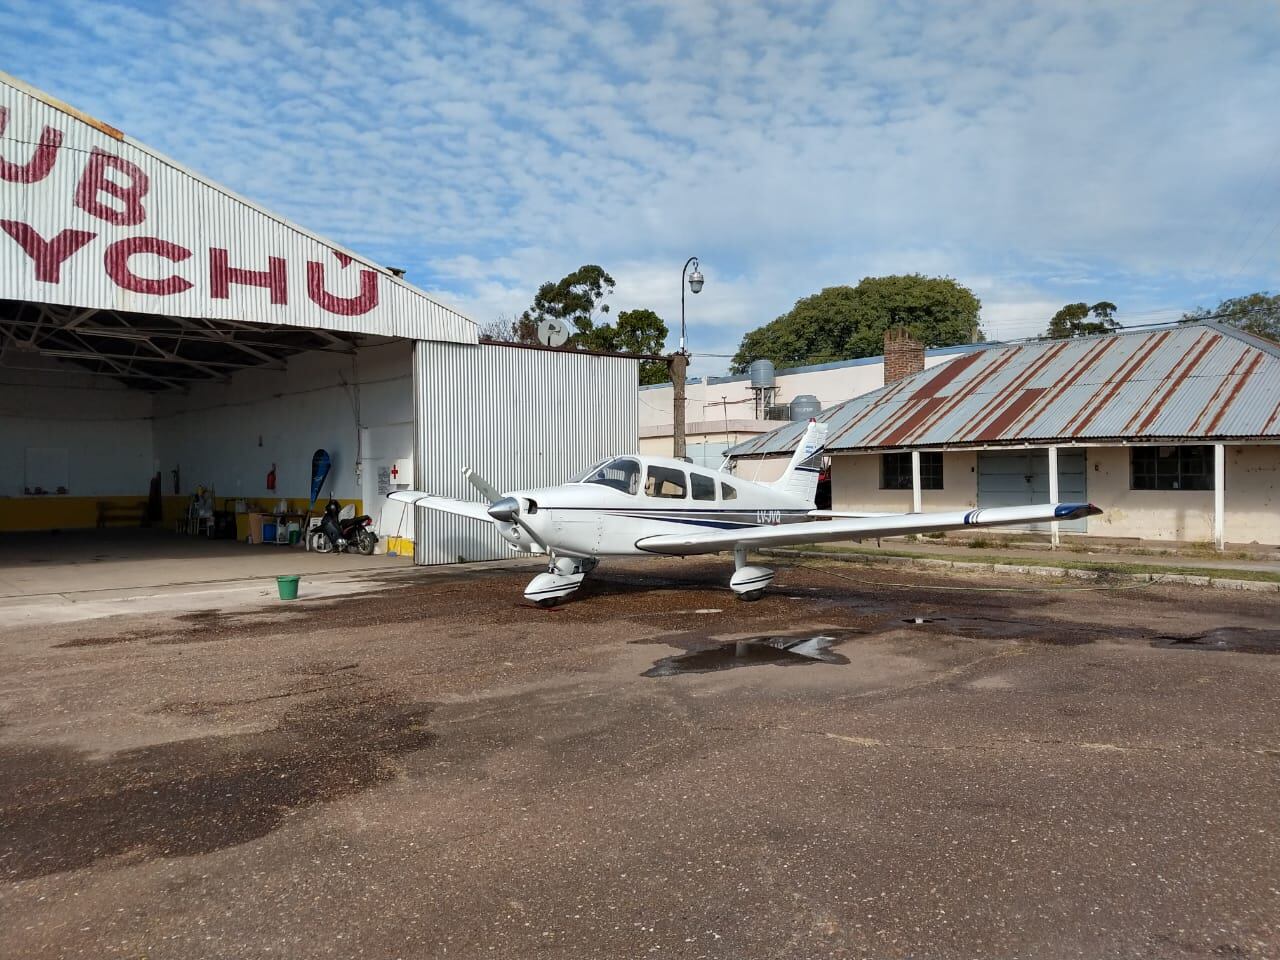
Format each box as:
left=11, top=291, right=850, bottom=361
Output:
left=0, top=71, right=477, bottom=344
left=728, top=322, right=1280, bottom=457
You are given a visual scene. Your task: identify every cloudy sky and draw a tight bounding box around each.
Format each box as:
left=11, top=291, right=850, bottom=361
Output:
left=4, top=0, right=1278, bottom=377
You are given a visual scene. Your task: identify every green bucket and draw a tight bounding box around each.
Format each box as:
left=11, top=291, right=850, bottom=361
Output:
left=276, top=575, right=301, bottom=601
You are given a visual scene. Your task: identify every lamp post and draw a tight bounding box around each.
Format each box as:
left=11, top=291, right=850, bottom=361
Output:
left=680, top=256, right=703, bottom=353
left=673, top=257, right=703, bottom=460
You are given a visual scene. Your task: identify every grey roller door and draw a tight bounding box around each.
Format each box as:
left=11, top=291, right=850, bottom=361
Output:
left=977, top=449, right=1088, bottom=532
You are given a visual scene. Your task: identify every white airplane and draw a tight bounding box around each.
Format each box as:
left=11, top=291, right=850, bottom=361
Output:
left=390, top=421, right=1101, bottom=607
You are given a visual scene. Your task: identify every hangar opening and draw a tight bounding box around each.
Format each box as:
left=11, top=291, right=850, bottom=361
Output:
left=0, top=71, right=638, bottom=585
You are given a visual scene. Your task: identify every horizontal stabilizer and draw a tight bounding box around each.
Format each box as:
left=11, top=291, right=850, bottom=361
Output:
left=636, top=502, right=1102, bottom=556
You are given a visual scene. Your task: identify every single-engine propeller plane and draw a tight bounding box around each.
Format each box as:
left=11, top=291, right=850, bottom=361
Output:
left=390, top=421, right=1101, bottom=607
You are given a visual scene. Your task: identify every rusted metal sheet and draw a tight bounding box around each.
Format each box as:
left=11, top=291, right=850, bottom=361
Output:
left=0, top=71, right=476, bottom=344
left=730, top=322, right=1280, bottom=456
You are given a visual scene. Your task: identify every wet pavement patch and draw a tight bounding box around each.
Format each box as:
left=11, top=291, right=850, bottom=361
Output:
left=1152, top=627, right=1280, bottom=654
left=639, top=630, right=857, bottom=677
left=0, top=686, right=436, bottom=881
left=898, top=614, right=1097, bottom=645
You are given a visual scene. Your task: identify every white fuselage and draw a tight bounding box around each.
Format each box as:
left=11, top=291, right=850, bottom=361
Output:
left=497, top=454, right=814, bottom=559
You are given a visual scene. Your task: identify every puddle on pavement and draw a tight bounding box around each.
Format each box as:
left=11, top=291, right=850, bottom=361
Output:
left=640, top=631, right=856, bottom=677
left=1152, top=627, right=1280, bottom=654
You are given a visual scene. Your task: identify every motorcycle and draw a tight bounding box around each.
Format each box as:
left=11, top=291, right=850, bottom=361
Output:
left=309, top=497, right=379, bottom=555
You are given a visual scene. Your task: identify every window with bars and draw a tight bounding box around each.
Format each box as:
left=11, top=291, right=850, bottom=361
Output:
left=1130, top=446, right=1213, bottom=491
left=881, top=452, right=943, bottom=490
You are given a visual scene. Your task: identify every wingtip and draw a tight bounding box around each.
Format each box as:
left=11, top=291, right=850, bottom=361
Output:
left=1054, top=502, right=1104, bottom=520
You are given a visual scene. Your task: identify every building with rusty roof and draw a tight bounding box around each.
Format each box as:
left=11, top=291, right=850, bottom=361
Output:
left=728, top=321, right=1280, bottom=548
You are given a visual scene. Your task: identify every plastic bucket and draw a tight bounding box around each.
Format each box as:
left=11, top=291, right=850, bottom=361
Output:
left=276, top=575, right=301, bottom=601
left=288, top=529, right=300, bottom=545
left=262, top=522, right=277, bottom=543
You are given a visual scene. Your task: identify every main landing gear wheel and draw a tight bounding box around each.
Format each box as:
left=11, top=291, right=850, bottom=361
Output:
left=729, top=544, right=774, bottom=601
left=535, top=596, right=561, bottom=609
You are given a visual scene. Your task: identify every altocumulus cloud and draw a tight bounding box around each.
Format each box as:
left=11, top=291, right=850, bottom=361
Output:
left=2, top=0, right=1278, bottom=373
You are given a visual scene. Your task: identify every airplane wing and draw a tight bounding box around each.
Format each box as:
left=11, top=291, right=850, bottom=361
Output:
left=635, top=502, right=1102, bottom=556
left=807, top=510, right=899, bottom=519
left=386, top=490, right=494, bottom=524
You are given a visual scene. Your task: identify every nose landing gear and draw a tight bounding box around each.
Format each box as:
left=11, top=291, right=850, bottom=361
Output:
left=525, top=555, right=596, bottom=607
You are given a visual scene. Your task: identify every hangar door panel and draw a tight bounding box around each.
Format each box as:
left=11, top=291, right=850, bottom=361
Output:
left=413, top=343, right=638, bottom=565
left=977, top=450, right=1088, bottom=532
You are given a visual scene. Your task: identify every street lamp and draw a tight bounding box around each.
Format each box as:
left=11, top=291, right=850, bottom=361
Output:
left=680, top=256, right=703, bottom=353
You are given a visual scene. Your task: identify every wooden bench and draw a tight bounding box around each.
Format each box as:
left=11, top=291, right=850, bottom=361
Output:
left=96, top=501, right=148, bottom=528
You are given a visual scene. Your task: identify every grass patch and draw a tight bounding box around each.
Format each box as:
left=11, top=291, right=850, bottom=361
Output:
left=788, top=543, right=1280, bottom=584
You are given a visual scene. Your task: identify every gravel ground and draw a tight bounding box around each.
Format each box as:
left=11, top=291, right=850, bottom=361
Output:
left=1, top=556, right=1277, bottom=959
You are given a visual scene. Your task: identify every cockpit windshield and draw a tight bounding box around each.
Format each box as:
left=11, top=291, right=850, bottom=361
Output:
left=579, top=457, right=641, bottom=495
left=568, top=459, right=609, bottom=483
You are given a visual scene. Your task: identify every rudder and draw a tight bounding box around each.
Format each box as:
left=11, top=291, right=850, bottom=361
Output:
left=768, top=420, right=828, bottom=504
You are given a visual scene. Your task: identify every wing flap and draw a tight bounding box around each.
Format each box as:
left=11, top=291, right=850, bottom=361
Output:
left=386, top=490, right=495, bottom=524
left=636, top=503, right=1101, bottom=555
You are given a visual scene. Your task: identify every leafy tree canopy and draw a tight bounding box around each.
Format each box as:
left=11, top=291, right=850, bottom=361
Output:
left=729, top=274, right=982, bottom=374
left=580, top=308, right=670, bottom=384
left=513, top=264, right=615, bottom=343
left=1044, top=301, right=1119, bottom=339
left=1182, top=292, right=1280, bottom=341
left=491, top=266, right=671, bottom=384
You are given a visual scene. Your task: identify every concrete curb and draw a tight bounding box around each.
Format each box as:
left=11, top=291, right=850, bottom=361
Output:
left=763, top=549, right=1280, bottom=594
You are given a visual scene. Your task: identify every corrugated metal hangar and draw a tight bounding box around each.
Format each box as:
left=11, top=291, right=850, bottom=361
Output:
left=731, top=322, right=1280, bottom=548
left=0, top=71, right=638, bottom=564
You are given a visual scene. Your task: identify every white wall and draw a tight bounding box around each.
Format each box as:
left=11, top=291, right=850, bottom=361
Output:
left=830, top=451, right=978, bottom=514
left=0, top=356, right=154, bottom=496
left=152, top=339, right=412, bottom=503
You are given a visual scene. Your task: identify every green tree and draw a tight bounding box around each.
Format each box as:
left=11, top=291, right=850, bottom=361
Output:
left=580, top=308, right=670, bottom=384
left=515, top=265, right=615, bottom=343
left=1044, top=301, right=1119, bottom=339
left=516, top=267, right=671, bottom=382
left=1181, top=292, right=1280, bottom=340
left=729, top=275, right=982, bottom=373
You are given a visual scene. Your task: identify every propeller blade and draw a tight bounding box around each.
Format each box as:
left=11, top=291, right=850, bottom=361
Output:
left=463, top=467, right=503, bottom=504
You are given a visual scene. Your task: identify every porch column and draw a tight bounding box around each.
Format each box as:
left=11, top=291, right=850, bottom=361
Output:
left=1214, top=443, right=1225, bottom=551
left=911, top=450, right=922, bottom=513
left=1048, top=444, right=1060, bottom=548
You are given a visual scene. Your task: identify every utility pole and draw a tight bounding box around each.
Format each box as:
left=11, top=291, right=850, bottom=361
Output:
left=671, top=351, right=687, bottom=460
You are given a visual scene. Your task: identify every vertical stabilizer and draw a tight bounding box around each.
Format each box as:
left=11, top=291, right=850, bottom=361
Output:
left=769, top=419, right=828, bottom=504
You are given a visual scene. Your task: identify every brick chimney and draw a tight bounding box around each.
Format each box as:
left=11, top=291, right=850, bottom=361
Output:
left=883, top=326, right=924, bottom=385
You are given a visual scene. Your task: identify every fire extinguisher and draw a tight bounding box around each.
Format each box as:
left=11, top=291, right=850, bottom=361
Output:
left=266, top=463, right=276, bottom=491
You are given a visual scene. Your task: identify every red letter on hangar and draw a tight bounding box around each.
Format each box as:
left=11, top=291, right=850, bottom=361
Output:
left=0, top=106, right=63, bottom=184
left=105, top=237, right=194, bottom=296
left=74, top=148, right=151, bottom=226
left=307, top=253, right=378, bottom=316
left=0, top=220, right=95, bottom=283
left=209, top=247, right=288, bottom=304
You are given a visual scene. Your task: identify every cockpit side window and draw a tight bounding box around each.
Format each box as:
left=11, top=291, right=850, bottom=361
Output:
left=720, top=481, right=738, bottom=501
left=645, top=465, right=687, bottom=499
left=690, top=472, right=716, bottom=501
left=583, top=457, right=640, bottom=495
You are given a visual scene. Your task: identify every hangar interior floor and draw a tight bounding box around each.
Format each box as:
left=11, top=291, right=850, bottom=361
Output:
left=0, top=528, right=412, bottom=600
